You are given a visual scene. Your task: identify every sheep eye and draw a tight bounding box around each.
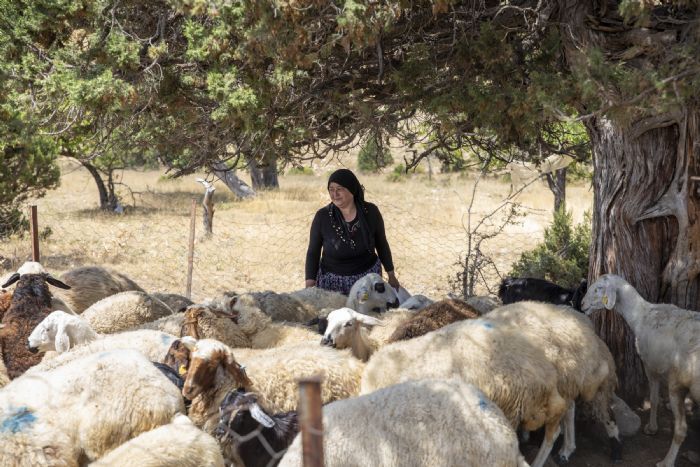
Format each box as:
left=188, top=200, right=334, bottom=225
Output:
left=343, top=321, right=353, bottom=327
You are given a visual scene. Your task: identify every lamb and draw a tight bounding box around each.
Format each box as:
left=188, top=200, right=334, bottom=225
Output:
left=183, top=339, right=364, bottom=434
left=387, top=298, right=480, bottom=343
left=28, top=310, right=98, bottom=353
left=90, top=414, right=224, bottom=467
left=487, top=301, right=623, bottom=463
left=230, top=300, right=322, bottom=349
left=81, top=290, right=174, bottom=334
left=361, top=318, right=567, bottom=467
left=0, top=261, right=71, bottom=379
left=582, top=274, right=700, bottom=467
left=321, top=308, right=415, bottom=361
left=498, top=277, right=588, bottom=310
left=215, top=389, right=299, bottom=467
left=0, top=349, right=184, bottom=465
left=346, top=273, right=400, bottom=314
left=54, top=265, right=145, bottom=313
left=279, top=379, right=528, bottom=467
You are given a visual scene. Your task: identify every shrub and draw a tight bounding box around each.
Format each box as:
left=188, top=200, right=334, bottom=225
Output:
left=386, top=164, right=408, bottom=182
left=509, top=208, right=590, bottom=289
left=287, top=165, right=314, bottom=176
left=357, top=137, right=393, bottom=173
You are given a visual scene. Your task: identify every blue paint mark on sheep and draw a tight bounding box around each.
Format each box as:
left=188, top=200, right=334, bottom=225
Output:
left=478, top=397, right=489, bottom=411
left=161, top=333, right=174, bottom=344
left=1, top=407, right=36, bottom=433
left=481, top=321, right=494, bottom=329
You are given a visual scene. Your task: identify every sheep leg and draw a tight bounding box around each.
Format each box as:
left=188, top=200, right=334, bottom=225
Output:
left=600, top=404, right=623, bottom=463
left=656, top=384, right=688, bottom=467
left=644, top=375, right=660, bottom=435
left=530, top=421, right=561, bottom=467
left=556, top=402, right=576, bottom=464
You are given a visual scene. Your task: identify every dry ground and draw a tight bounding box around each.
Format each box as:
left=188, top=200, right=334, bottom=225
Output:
left=0, top=156, right=593, bottom=302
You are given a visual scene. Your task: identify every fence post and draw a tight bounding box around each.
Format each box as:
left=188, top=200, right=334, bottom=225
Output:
left=29, top=205, right=40, bottom=262
left=298, top=376, right=324, bottom=467
left=185, top=199, right=196, bottom=299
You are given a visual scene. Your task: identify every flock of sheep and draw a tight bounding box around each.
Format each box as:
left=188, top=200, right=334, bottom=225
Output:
left=0, top=261, right=698, bottom=467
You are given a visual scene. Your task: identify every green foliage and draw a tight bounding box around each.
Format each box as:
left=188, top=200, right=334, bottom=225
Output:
left=357, top=136, right=393, bottom=173
left=509, top=208, right=591, bottom=289
left=386, top=163, right=408, bottom=182
left=287, top=165, right=314, bottom=176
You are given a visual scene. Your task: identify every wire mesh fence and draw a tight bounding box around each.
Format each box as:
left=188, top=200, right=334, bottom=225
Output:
left=0, top=193, right=551, bottom=302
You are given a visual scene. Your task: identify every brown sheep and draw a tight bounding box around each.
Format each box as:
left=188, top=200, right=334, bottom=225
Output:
left=386, top=298, right=480, bottom=343
left=0, top=289, right=11, bottom=321
left=0, top=262, right=71, bottom=379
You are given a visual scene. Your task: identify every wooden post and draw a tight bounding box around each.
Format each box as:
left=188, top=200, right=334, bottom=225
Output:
left=185, top=199, right=196, bottom=299
left=29, top=205, right=40, bottom=262
left=298, top=376, right=324, bottom=467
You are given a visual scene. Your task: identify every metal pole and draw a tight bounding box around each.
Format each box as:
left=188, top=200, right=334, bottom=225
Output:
left=185, top=199, right=196, bottom=299
left=29, top=205, right=40, bottom=262
left=299, top=376, right=324, bottom=467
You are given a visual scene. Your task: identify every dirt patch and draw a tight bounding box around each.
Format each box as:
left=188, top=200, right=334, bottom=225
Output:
left=522, top=407, right=699, bottom=467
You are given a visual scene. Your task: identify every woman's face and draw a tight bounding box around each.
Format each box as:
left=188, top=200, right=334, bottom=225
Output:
left=328, top=182, right=354, bottom=210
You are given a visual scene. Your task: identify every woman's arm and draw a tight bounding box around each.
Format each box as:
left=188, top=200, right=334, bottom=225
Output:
left=304, top=210, right=324, bottom=286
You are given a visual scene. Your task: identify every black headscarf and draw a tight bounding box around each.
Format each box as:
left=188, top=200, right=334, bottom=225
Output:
left=327, top=169, right=373, bottom=252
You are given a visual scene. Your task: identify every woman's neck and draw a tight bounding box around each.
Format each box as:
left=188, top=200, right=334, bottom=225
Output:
left=339, top=204, right=357, bottom=221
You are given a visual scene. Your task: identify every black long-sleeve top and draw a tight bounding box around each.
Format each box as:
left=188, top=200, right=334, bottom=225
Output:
left=305, top=202, right=395, bottom=280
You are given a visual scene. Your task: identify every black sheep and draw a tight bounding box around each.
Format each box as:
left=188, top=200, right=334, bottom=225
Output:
left=214, top=389, right=299, bottom=467
left=498, top=277, right=588, bottom=311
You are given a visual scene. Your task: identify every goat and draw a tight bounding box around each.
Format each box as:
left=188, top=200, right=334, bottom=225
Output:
left=215, top=389, right=299, bottom=467
left=498, top=277, right=588, bottom=310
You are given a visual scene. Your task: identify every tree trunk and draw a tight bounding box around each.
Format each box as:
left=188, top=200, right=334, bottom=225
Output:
left=586, top=110, right=700, bottom=406
left=248, top=151, right=279, bottom=190
left=556, top=0, right=700, bottom=407
left=210, top=162, right=256, bottom=199
left=81, top=162, right=119, bottom=211
left=545, top=167, right=567, bottom=213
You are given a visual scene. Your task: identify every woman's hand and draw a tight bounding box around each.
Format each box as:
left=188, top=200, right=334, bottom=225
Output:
left=386, top=271, right=400, bottom=291
left=305, top=279, right=317, bottom=288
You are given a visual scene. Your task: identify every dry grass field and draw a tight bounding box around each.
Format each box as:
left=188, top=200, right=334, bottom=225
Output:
left=0, top=156, right=593, bottom=301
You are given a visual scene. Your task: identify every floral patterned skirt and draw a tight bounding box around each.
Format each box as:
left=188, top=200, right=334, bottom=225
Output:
left=316, top=258, right=382, bottom=296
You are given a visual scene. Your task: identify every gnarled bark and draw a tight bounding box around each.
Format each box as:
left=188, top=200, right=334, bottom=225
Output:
left=586, top=111, right=700, bottom=406
left=248, top=151, right=279, bottom=190
left=210, top=162, right=256, bottom=199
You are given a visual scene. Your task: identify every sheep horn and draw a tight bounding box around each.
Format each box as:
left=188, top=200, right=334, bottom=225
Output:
left=46, top=275, right=71, bottom=290
left=250, top=402, right=276, bottom=428
left=1, top=273, right=19, bottom=288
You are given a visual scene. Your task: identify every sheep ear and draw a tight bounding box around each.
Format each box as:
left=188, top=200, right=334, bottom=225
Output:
left=46, top=276, right=71, bottom=290
left=55, top=321, right=71, bottom=353
left=353, top=313, right=383, bottom=327
left=1, top=273, right=19, bottom=288
left=250, top=402, right=275, bottom=428
left=224, top=351, right=253, bottom=388
left=602, top=282, right=616, bottom=310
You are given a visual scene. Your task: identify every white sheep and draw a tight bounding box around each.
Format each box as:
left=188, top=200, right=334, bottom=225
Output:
left=26, top=324, right=179, bottom=374
left=398, top=293, right=434, bottom=310
left=465, top=294, right=501, bottom=314
left=0, top=349, right=184, bottom=465
left=183, top=339, right=365, bottom=434
left=81, top=290, right=174, bottom=334
left=582, top=274, right=700, bottom=467
left=321, top=307, right=414, bottom=361
left=280, top=379, right=528, bottom=467
left=230, top=300, right=321, bottom=349
left=346, top=273, right=400, bottom=314
left=54, top=265, right=145, bottom=313
left=361, top=318, right=567, bottom=467
left=487, top=301, right=622, bottom=463
left=28, top=310, right=98, bottom=353
left=90, top=413, right=225, bottom=466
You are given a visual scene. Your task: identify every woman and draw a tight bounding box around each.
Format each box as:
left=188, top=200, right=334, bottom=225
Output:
left=305, top=168, right=400, bottom=295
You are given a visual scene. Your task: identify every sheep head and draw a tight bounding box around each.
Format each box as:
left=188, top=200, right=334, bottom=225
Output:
left=581, top=274, right=619, bottom=314
left=182, top=339, right=252, bottom=400
left=2, top=262, right=71, bottom=290
left=215, top=389, right=276, bottom=444
left=321, top=307, right=382, bottom=348
left=347, top=273, right=400, bottom=313
left=163, top=337, right=194, bottom=378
